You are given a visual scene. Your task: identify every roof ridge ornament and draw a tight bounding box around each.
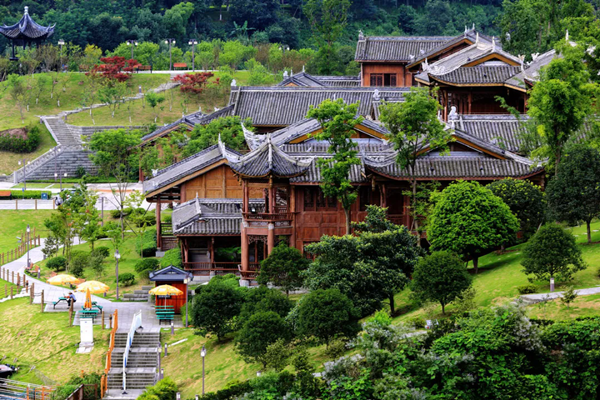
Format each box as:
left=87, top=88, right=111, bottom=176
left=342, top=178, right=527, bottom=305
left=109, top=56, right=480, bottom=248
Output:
left=518, top=54, right=525, bottom=71
left=283, top=70, right=289, bottom=79
left=373, top=89, right=381, bottom=101
left=423, top=58, right=429, bottom=72
left=358, top=30, right=365, bottom=41
left=24, top=6, right=28, bottom=15
left=565, top=29, right=569, bottom=42
left=231, top=79, right=236, bottom=87
left=492, top=36, right=496, bottom=51
left=476, top=32, right=479, bottom=44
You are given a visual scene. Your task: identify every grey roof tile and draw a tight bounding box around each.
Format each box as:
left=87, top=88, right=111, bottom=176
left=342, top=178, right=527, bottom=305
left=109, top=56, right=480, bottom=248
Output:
left=355, top=36, right=453, bottom=62
left=430, top=65, right=522, bottom=84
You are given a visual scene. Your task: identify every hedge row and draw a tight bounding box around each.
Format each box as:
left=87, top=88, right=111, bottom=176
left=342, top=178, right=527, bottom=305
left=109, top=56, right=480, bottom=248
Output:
left=0, top=125, right=41, bottom=153
left=135, top=229, right=157, bottom=257
left=7, top=190, right=52, bottom=199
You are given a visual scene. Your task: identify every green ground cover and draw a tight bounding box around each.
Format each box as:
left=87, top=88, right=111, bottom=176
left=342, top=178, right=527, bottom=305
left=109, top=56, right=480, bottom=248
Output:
left=0, top=297, right=108, bottom=384
left=0, top=278, right=17, bottom=299
left=391, top=220, right=600, bottom=323
left=67, top=71, right=250, bottom=127
left=0, top=210, right=55, bottom=256
left=12, top=183, right=77, bottom=189
left=0, top=73, right=171, bottom=130
left=0, top=124, right=56, bottom=175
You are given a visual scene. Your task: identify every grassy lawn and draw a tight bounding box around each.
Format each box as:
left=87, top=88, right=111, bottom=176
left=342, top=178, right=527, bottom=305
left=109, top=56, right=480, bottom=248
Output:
left=0, top=297, right=109, bottom=385
left=36, top=230, right=151, bottom=298
left=0, top=73, right=171, bottom=131
left=391, top=220, right=600, bottom=323
left=67, top=71, right=250, bottom=127
left=0, top=278, right=18, bottom=299
left=12, top=182, right=77, bottom=189
left=527, top=292, right=600, bottom=320
left=0, top=124, right=57, bottom=175
left=0, top=210, right=55, bottom=256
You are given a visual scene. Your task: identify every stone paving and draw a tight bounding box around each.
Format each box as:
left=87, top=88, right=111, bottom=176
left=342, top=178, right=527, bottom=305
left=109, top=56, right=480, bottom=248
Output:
left=1, top=240, right=183, bottom=331
left=520, top=285, right=600, bottom=304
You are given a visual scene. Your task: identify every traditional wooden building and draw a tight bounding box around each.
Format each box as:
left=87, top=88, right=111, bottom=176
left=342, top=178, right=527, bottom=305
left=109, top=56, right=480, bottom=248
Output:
left=0, top=7, right=55, bottom=60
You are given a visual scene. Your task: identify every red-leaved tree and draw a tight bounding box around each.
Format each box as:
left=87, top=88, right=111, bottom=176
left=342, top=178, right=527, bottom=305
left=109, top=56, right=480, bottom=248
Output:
left=172, top=72, right=214, bottom=94
left=87, top=57, right=141, bottom=84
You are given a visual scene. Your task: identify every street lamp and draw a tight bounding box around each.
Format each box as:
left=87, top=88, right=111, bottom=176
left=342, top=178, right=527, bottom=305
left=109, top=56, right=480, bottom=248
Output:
left=126, top=40, right=138, bottom=60
left=58, top=39, right=65, bottom=71
left=53, top=147, right=61, bottom=180
left=164, top=39, right=176, bottom=71
left=26, top=225, right=30, bottom=269
left=201, top=346, right=207, bottom=395
left=188, top=39, right=198, bottom=72
left=115, top=249, right=121, bottom=300
left=18, top=159, right=29, bottom=190
left=56, top=171, right=67, bottom=191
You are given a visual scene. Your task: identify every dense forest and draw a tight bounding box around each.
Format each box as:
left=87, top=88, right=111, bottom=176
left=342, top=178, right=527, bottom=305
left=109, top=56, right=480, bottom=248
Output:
left=0, top=0, right=598, bottom=76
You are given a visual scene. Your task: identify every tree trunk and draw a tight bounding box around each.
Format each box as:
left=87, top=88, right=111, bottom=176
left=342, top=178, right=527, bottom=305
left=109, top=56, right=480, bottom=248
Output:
left=344, top=208, right=351, bottom=235
left=120, top=208, right=125, bottom=240
left=473, top=257, right=479, bottom=274
left=587, top=220, right=592, bottom=244
left=389, top=293, right=395, bottom=315
left=441, top=302, right=445, bottom=315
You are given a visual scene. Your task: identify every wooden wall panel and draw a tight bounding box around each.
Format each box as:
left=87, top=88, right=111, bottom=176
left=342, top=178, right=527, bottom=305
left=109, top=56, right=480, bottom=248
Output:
left=183, top=165, right=256, bottom=200
left=362, top=63, right=408, bottom=87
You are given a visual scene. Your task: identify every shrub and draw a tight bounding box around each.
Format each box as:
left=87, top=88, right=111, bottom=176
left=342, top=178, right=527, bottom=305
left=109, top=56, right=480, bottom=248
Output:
left=110, top=207, right=134, bottom=219
left=517, top=284, right=538, bottom=295
left=75, top=166, right=86, bottom=178
left=135, top=229, right=157, bottom=257
left=138, top=378, right=178, bottom=400
left=47, top=256, right=67, bottom=272
left=117, top=273, right=136, bottom=287
left=160, top=248, right=182, bottom=268
left=90, top=252, right=105, bottom=277
left=407, top=316, right=426, bottom=329
left=163, top=214, right=172, bottom=224
left=135, top=258, right=160, bottom=279
left=0, top=124, right=41, bottom=153
left=10, top=190, right=52, bottom=199
left=91, top=246, right=110, bottom=259
left=69, top=251, right=89, bottom=278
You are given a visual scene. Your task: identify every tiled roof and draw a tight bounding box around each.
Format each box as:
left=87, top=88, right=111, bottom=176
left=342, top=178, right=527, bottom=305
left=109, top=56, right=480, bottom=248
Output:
left=0, top=7, right=54, bottom=40
left=290, top=159, right=367, bottom=183
left=355, top=36, right=452, bottom=62
left=456, top=114, right=528, bottom=153
left=172, top=198, right=265, bottom=235
left=277, top=72, right=325, bottom=87
left=430, top=65, right=522, bottom=85
left=505, top=49, right=556, bottom=88
left=228, top=86, right=409, bottom=126
left=225, top=134, right=312, bottom=178
left=140, top=114, right=198, bottom=142
left=277, top=72, right=361, bottom=88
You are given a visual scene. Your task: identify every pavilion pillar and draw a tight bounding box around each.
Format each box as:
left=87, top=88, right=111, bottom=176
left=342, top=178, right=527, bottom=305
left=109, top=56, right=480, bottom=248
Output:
left=267, top=223, right=275, bottom=256
left=468, top=91, right=472, bottom=114
left=290, top=186, right=296, bottom=249
left=156, top=199, right=162, bottom=251
left=241, top=222, right=249, bottom=272
left=242, top=181, right=249, bottom=213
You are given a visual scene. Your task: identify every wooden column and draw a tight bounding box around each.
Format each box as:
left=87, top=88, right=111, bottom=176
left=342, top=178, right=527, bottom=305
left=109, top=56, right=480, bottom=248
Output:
left=156, top=199, right=162, bottom=251
left=290, top=186, right=296, bottom=250
left=403, top=192, right=411, bottom=228
left=267, top=223, right=275, bottom=256
left=241, top=221, right=249, bottom=272
left=468, top=91, right=472, bottom=114
left=210, top=237, right=215, bottom=266
left=242, top=181, right=249, bottom=213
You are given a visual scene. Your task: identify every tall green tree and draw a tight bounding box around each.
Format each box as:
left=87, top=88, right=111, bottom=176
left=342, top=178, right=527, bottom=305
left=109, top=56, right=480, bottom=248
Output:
left=191, top=280, right=245, bottom=341
left=527, top=43, right=596, bottom=174
left=235, top=311, right=292, bottom=368
left=257, top=242, right=310, bottom=297
left=488, top=178, right=546, bottom=239
left=88, top=129, right=141, bottom=238
left=428, top=181, right=519, bottom=273
left=411, top=251, right=472, bottom=315
left=522, top=223, right=586, bottom=284
left=307, top=99, right=362, bottom=234
left=379, top=87, right=451, bottom=235
left=546, top=145, right=600, bottom=244
left=183, top=116, right=252, bottom=157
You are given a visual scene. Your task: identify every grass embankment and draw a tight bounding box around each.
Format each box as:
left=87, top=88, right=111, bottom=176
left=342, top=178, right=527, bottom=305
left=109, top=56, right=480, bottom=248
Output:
left=0, top=210, right=54, bottom=256
left=0, top=73, right=171, bottom=131
left=0, top=278, right=17, bottom=299
left=391, top=221, right=600, bottom=323
left=67, top=71, right=251, bottom=127
left=0, top=124, right=56, bottom=175
left=11, top=183, right=77, bottom=189
left=0, top=297, right=109, bottom=385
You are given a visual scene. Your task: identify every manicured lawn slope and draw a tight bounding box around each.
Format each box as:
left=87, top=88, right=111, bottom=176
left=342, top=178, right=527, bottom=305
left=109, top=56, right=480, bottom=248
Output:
left=0, top=297, right=108, bottom=384
left=392, top=220, right=600, bottom=323
left=0, top=124, right=56, bottom=175
left=0, top=210, right=55, bottom=255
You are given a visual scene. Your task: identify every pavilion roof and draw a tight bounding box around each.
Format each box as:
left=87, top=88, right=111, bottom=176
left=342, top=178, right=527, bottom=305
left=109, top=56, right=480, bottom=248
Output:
left=0, top=7, right=54, bottom=41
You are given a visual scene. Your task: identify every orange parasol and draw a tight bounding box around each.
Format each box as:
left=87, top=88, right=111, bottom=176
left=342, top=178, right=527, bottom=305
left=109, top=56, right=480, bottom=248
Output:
left=84, top=288, right=92, bottom=309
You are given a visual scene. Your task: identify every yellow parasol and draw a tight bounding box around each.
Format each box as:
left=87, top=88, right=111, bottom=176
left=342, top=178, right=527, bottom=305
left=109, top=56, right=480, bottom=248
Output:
left=84, top=288, right=92, bottom=309
left=76, top=280, right=110, bottom=294
left=149, top=285, right=183, bottom=307
left=47, top=274, right=79, bottom=286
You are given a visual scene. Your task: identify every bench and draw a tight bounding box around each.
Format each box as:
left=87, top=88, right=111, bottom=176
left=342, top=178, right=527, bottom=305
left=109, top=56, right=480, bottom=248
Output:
left=0, top=191, right=11, bottom=199
left=91, top=302, right=103, bottom=312
left=53, top=297, right=67, bottom=309
left=81, top=308, right=100, bottom=320
left=156, top=313, right=174, bottom=325
left=137, top=65, right=152, bottom=73
left=173, top=63, right=187, bottom=70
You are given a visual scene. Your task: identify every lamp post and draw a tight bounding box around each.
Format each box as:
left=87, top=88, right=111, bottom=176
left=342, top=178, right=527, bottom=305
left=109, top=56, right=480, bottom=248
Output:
left=56, top=171, right=67, bottom=191
left=58, top=39, right=65, bottom=71
left=115, top=249, right=121, bottom=300
left=165, top=39, right=176, bottom=71
left=201, top=346, right=206, bottom=395
left=18, top=158, right=29, bottom=190
left=53, top=147, right=61, bottom=180
left=188, top=39, right=198, bottom=72
left=184, top=277, right=189, bottom=327
left=126, top=40, right=138, bottom=60
left=26, top=225, right=30, bottom=269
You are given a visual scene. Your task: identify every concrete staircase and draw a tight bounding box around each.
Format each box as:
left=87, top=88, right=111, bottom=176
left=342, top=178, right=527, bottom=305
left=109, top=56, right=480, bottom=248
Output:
left=107, top=330, right=160, bottom=392
left=123, top=286, right=153, bottom=302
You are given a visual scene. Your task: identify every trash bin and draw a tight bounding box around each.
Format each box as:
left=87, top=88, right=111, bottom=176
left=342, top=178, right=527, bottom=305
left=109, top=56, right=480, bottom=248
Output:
left=41, top=193, right=48, bottom=200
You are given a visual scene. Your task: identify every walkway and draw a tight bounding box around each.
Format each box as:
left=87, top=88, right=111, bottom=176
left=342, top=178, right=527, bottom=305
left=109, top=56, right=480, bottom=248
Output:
left=520, top=286, right=600, bottom=304
left=1, top=239, right=182, bottom=331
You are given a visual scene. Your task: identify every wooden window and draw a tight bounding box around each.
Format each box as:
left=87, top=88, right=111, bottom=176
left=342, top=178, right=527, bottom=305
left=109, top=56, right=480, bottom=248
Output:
left=303, top=187, right=316, bottom=211
left=386, top=188, right=404, bottom=215
left=317, top=190, right=337, bottom=211
left=370, top=73, right=397, bottom=87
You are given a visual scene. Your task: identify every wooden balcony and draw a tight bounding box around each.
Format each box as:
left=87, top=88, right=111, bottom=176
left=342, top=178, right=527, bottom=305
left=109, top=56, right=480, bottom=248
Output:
left=242, top=212, right=295, bottom=221
left=183, top=262, right=240, bottom=276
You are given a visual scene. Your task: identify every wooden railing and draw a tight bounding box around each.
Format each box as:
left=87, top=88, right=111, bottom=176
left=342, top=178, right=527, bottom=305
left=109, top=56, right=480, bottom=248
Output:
left=239, top=263, right=260, bottom=279
left=0, top=231, right=41, bottom=266
left=0, top=378, right=54, bottom=400
left=242, top=212, right=295, bottom=221
left=100, top=310, right=118, bottom=398
left=160, top=222, right=174, bottom=236
left=183, top=262, right=240, bottom=276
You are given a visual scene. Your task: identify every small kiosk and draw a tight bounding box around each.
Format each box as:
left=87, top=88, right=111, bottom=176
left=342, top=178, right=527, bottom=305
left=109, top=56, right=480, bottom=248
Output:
left=149, top=265, right=193, bottom=314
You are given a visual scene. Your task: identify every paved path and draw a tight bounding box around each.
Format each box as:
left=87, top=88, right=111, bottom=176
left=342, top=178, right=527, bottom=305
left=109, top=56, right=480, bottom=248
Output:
left=1, top=240, right=182, bottom=331
left=520, top=286, right=600, bottom=304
